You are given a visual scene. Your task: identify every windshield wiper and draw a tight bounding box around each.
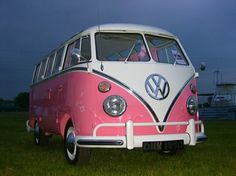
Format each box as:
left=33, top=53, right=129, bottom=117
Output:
left=124, top=43, right=136, bottom=63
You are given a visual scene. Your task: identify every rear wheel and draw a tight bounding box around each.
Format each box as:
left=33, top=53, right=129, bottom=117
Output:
left=34, top=121, right=48, bottom=145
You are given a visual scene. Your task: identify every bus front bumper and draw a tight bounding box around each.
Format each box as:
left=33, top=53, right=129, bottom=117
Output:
left=76, top=119, right=207, bottom=149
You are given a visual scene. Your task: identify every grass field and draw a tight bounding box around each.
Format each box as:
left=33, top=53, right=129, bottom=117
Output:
left=0, top=112, right=235, bottom=176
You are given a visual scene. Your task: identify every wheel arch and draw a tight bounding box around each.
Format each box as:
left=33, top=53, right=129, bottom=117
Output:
left=60, top=113, right=72, bottom=137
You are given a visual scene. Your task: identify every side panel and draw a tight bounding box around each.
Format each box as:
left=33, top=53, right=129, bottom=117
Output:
left=30, top=77, right=62, bottom=134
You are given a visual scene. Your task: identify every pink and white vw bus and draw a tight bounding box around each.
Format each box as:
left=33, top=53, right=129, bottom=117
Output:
left=26, top=24, right=207, bottom=164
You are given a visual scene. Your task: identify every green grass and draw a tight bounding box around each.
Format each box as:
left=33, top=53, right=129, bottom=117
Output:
left=0, top=112, right=236, bottom=176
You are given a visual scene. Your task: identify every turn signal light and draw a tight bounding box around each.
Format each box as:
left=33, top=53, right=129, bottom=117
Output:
left=98, top=81, right=111, bottom=93
left=190, top=84, right=197, bottom=94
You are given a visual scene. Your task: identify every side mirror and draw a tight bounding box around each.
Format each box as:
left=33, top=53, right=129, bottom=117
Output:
left=200, top=62, right=206, bottom=71
left=71, top=48, right=81, bottom=62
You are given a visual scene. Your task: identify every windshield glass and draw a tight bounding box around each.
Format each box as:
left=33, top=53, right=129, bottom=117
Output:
left=95, top=33, right=150, bottom=62
left=145, top=35, right=188, bottom=65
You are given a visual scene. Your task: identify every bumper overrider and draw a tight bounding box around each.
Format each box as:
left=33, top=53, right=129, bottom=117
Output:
left=76, top=119, right=207, bottom=149
left=26, top=120, right=34, bottom=132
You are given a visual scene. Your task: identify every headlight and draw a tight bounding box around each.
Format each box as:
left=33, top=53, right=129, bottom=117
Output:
left=187, top=96, right=198, bottom=115
left=103, top=95, right=127, bottom=117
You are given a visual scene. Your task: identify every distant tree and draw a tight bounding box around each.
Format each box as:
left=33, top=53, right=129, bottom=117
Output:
left=0, top=98, right=17, bottom=112
left=14, top=92, right=29, bottom=111
left=0, top=98, right=3, bottom=104
left=0, top=98, right=3, bottom=111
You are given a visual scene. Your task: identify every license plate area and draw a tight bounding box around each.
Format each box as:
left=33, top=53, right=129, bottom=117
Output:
left=143, top=140, right=184, bottom=152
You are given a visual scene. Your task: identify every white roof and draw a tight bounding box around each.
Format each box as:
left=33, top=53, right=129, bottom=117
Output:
left=82, top=23, right=174, bottom=37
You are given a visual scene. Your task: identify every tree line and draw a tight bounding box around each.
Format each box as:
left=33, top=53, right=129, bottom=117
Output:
left=0, top=92, right=29, bottom=112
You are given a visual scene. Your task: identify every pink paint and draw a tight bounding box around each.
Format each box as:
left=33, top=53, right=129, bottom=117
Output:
left=29, top=70, right=200, bottom=138
left=164, top=78, right=199, bottom=134
left=29, top=71, right=158, bottom=137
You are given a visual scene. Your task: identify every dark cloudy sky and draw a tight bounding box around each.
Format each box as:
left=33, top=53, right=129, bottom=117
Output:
left=0, top=0, right=236, bottom=99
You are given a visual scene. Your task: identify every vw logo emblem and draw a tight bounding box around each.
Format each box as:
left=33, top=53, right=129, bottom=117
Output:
left=145, top=74, right=170, bottom=100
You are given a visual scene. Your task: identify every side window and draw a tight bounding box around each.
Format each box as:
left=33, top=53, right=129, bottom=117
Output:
left=52, top=47, right=64, bottom=74
left=64, top=42, right=76, bottom=68
left=33, top=64, right=40, bottom=83
left=45, top=53, right=55, bottom=77
left=81, top=35, right=91, bottom=60
left=38, top=59, right=47, bottom=81
left=64, top=39, right=80, bottom=69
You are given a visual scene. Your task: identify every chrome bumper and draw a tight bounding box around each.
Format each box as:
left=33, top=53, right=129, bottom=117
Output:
left=76, top=119, right=207, bottom=149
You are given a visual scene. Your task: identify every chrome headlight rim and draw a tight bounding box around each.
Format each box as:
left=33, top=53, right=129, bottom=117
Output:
left=187, top=96, right=198, bottom=115
left=103, top=95, right=127, bottom=117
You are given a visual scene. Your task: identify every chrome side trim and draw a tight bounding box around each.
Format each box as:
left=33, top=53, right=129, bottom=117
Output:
left=77, top=139, right=124, bottom=146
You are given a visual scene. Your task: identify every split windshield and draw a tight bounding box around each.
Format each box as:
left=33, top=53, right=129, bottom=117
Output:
left=95, top=33, right=188, bottom=65
left=96, top=33, right=150, bottom=62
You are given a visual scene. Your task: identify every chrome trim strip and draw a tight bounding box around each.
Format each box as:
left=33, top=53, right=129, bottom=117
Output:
left=77, top=139, right=124, bottom=146
left=31, top=66, right=89, bottom=87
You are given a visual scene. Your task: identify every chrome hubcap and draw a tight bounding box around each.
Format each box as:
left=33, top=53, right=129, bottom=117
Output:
left=66, top=127, right=76, bottom=160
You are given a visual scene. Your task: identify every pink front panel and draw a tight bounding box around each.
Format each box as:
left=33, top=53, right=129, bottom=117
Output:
left=164, top=78, right=199, bottom=134
left=66, top=72, right=158, bottom=136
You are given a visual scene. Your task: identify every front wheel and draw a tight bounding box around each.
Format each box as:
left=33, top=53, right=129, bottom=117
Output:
left=64, top=121, right=91, bottom=165
left=64, top=121, right=79, bottom=164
